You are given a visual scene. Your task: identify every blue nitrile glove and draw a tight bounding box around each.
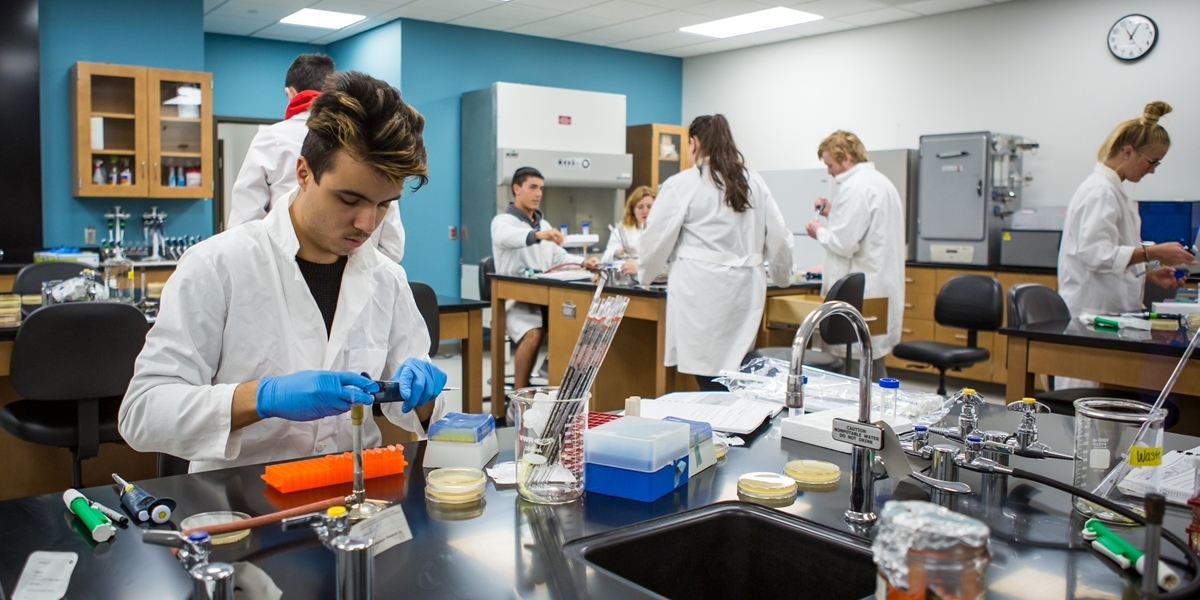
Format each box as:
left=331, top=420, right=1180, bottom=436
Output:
left=256, top=370, right=377, bottom=421
left=391, top=358, right=447, bottom=413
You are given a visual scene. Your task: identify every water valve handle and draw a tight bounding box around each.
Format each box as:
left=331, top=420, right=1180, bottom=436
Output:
left=282, top=506, right=351, bottom=546
left=953, top=388, right=985, bottom=408
left=1007, top=397, right=1050, bottom=416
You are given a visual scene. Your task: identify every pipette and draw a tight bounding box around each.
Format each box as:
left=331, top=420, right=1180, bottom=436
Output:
left=371, top=382, right=458, bottom=404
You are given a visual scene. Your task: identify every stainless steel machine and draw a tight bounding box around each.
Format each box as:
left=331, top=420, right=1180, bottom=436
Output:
left=916, top=132, right=1038, bottom=266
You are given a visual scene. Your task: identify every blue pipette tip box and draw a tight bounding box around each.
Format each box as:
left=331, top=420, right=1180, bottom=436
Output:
left=428, top=412, right=495, bottom=443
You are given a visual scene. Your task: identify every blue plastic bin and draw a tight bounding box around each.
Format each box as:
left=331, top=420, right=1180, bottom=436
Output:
left=584, top=456, right=689, bottom=502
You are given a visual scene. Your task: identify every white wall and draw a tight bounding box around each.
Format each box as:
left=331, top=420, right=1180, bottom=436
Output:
left=682, top=0, right=1200, bottom=207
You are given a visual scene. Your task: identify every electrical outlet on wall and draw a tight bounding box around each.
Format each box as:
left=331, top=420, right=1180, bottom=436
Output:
left=449, top=226, right=457, bottom=240
left=84, top=226, right=96, bottom=245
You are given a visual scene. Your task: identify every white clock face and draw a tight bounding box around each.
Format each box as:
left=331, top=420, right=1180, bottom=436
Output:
left=1109, top=14, right=1157, bottom=61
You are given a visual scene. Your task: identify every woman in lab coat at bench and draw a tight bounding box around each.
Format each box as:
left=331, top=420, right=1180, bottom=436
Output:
left=1057, top=101, right=1195, bottom=389
left=638, top=115, right=793, bottom=390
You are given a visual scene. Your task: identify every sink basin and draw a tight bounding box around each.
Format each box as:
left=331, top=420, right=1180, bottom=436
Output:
left=564, top=501, right=876, bottom=600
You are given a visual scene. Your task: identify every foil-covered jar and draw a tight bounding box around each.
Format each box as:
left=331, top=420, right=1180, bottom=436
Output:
left=873, top=500, right=990, bottom=600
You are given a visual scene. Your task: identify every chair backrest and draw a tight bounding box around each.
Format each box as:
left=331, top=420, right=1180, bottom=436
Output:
left=934, top=275, right=1003, bottom=332
left=479, top=256, right=496, bottom=303
left=10, top=302, right=149, bottom=400
left=821, top=272, right=866, bottom=345
left=1007, top=283, right=1070, bottom=328
left=12, top=262, right=87, bottom=296
left=410, top=282, right=439, bottom=357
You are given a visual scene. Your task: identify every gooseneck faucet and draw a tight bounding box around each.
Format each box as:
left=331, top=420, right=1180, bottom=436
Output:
left=787, top=300, right=877, bottom=524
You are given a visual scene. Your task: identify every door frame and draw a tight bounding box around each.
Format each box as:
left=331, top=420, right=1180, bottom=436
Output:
left=213, top=115, right=276, bottom=234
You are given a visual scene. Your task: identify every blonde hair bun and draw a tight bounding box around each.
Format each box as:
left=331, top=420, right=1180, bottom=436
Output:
left=1141, top=101, right=1173, bottom=127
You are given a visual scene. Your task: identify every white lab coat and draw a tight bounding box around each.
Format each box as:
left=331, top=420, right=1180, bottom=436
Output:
left=601, top=223, right=644, bottom=263
left=638, top=165, right=794, bottom=376
left=227, top=111, right=407, bottom=263
left=1058, top=163, right=1146, bottom=316
left=491, top=207, right=574, bottom=341
left=815, top=162, right=906, bottom=357
left=119, top=189, right=445, bottom=472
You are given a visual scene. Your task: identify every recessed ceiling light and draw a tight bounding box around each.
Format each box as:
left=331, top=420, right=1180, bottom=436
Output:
left=280, top=8, right=366, bottom=30
left=680, top=7, right=822, bottom=39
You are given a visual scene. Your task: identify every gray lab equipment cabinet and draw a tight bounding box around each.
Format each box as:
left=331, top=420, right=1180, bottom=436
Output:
left=916, top=132, right=1037, bottom=266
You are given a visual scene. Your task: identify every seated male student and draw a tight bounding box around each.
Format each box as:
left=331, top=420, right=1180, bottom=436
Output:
left=119, top=72, right=447, bottom=472
left=491, top=167, right=598, bottom=390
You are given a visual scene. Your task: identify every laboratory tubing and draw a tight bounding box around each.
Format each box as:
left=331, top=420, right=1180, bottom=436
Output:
left=880, top=378, right=900, bottom=421
left=1072, top=399, right=1166, bottom=523
left=873, top=501, right=990, bottom=600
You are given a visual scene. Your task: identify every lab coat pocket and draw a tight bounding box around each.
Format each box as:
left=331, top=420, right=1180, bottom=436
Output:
left=344, top=348, right=388, bottom=380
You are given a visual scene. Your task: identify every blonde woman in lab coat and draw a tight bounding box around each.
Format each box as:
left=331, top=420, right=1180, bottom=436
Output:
left=1057, top=101, right=1195, bottom=390
left=1059, top=101, right=1194, bottom=317
left=601, top=185, right=655, bottom=275
left=638, top=115, right=793, bottom=391
left=805, top=131, right=906, bottom=378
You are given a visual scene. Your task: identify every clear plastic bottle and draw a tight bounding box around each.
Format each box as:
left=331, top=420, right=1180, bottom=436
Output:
left=92, top=160, right=106, bottom=185
left=879, top=378, right=900, bottom=421
left=559, top=223, right=569, bottom=238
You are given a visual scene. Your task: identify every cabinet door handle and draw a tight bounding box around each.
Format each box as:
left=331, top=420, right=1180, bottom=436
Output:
left=901, top=328, right=913, bottom=334
left=954, top=333, right=968, bottom=340
left=904, top=278, right=915, bottom=283
left=904, top=303, right=914, bottom=309
left=141, top=161, right=146, bottom=178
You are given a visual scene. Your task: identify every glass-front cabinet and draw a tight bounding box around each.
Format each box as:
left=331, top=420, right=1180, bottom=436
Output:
left=71, top=61, right=212, bottom=199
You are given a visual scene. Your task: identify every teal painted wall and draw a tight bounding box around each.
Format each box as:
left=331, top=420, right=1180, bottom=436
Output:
left=40, top=0, right=212, bottom=248
left=328, top=20, right=401, bottom=90
left=399, top=19, right=683, bottom=296
left=205, top=33, right=327, bottom=120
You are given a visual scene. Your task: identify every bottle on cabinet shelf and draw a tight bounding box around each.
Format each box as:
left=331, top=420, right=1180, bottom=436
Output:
left=92, top=160, right=106, bottom=185
left=108, top=156, right=119, bottom=185
left=119, top=161, right=133, bottom=186
left=185, top=166, right=201, bottom=187
left=167, top=162, right=178, bottom=187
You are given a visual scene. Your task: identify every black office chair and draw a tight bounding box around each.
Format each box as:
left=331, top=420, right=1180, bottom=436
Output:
left=1007, top=283, right=1141, bottom=416
left=410, top=281, right=440, bottom=357
left=743, top=272, right=866, bottom=374
left=479, top=256, right=495, bottom=304
left=12, top=262, right=87, bottom=295
left=0, top=302, right=148, bottom=487
left=892, top=275, right=1002, bottom=396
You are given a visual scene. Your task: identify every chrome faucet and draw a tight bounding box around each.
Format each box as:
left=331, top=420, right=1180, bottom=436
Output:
left=283, top=506, right=375, bottom=600
left=143, top=530, right=235, bottom=600
left=787, top=300, right=877, bottom=524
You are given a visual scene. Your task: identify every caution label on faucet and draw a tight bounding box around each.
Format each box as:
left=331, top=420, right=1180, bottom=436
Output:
left=832, top=419, right=883, bottom=451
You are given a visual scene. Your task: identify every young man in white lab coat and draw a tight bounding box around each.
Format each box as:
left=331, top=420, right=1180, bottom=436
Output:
left=491, top=167, right=598, bottom=390
left=227, top=53, right=406, bottom=263
left=120, top=72, right=446, bottom=472
left=806, top=131, right=905, bottom=378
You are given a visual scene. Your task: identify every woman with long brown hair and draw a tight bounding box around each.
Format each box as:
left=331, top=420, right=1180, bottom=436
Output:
left=637, top=115, right=794, bottom=390
left=601, top=185, right=655, bottom=275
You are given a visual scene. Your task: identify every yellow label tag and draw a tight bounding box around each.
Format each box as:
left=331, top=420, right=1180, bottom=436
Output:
left=1002, top=232, right=1012, bottom=241
left=1128, top=446, right=1163, bottom=467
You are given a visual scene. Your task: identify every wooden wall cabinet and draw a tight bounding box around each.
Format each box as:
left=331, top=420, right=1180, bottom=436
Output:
left=627, top=124, right=693, bottom=192
left=71, top=61, right=212, bottom=199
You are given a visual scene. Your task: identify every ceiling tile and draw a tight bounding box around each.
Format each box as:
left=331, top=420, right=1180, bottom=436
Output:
left=403, top=0, right=496, bottom=16
left=576, top=1, right=669, bottom=21
left=779, top=17, right=858, bottom=37
left=837, top=7, right=919, bottom=26
left=561, top=28, right=633, bottom=45
left=305, top=17, right=394, bottom=43
left=682, top=0, right=779, bottom=19
left=252, top=22, right=329, bottom=42
left=506, top=12, right=619, bottom=38
left=374, top=3, right=464, bottom=23
left=787, top=0, right=887, bottom=19
left=585, top=11, right=711, bottom=41
left=612, top=30, right=704, bottom=52
left=630, top=0, right=717, bottom=9
left=449, top=4, right=562, bottom=31
left=206, top=0, right=300, bottom=22
left=666, top=36, right=763, bottom=57
left=204, top=0, right=230, bottom=13
left=204, top=14, right=273, bottom=35
left=901, top=0, right=989, bottom=16
left=517, top=0, right=608, bottom=9
left=306, top=0, right=401, bottom=18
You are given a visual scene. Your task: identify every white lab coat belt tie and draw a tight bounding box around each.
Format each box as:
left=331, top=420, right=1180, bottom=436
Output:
left=674, top=246, right=764, bottom=268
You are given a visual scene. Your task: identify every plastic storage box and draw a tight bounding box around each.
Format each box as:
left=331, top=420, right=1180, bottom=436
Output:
left=663, top=416, right=717, bottom=477
left=584, top=417, right=690, bottom=502
left=423, top=413, right=499, bottom=469
left=584, top=416, right=689, bottom=472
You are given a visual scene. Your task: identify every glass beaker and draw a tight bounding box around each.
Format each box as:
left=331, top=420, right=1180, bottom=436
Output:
left=1072, top=398, right=1167, bottom=522
left=104, top=257, right=135, bottom=303
left=511, top=386, right=590, bottom=504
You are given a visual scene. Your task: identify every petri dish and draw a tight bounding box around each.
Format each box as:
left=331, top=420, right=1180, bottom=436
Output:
left=737, top=472, right=797, bottom=501
left=785, top=460, right=841, bottom=491
left=426, top=467, right=487, bottom=505
left=180, top=511, right=252, bottom=545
